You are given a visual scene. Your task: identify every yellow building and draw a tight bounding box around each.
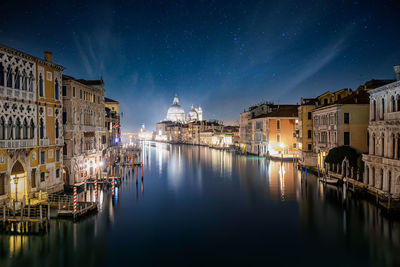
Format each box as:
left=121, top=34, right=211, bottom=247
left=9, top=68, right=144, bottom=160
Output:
left=0, top=45, right=64, bottom=203
left=313, top=89, right=370, bottom=170
left=297, top=89, right=351, bottom=167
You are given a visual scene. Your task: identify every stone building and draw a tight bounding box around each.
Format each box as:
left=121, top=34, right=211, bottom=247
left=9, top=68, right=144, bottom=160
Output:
left=363, top=67, right=400, bottom=197
left=105, top=97, right=120, bottom=148
left=0, top=45, right=64, bottom=203
left=313, top=89, right=370, bottom=169
left=61, top=75, right=106, bottom=186
left=239, top=102, right=275, bottom=153
left=249, top=105, right=298, bottom=157
left=297, top=89, right=351, bottom=167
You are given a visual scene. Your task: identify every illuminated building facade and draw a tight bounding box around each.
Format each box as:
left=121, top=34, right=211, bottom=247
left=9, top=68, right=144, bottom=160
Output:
left=61, top=75, right=106, bottom=185
left=297, top=89, right=351, bottom=167
left=363, top=68, right=400, bottom=197
left=0, top=45, right=65, bottom=203
left=313, top=89, right=370, bottom=170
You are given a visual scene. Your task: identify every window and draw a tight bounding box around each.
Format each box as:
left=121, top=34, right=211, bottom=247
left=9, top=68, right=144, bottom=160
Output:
left=63, top=112, right=67, bottom=124
left=308, top=112, right=311, bottom=120
left=0, top=174, right=4, bottom=195
left=277, top=120, right=280, bottom=130
left=56, top=149, right=60, bottom=162
left=15, top=118, right=21, bottom=140
left=80, top=89, right=82, bottom=99
left=102, top=135, right=106, bottom=144
left=40, top=151, right=46, bottom=164
left=324, top=99, right=328, bottom=105
left=39, top=118, right=44, bottom=139
left=39, top=74, right=44, bottom=97
left=344, top=132, right=350, bottom=146
left=55, top=120, right=59, bottom=138
left=293, top=143, right=296, bottom=148
left=40, top=172, right=45, bottom=182
left=55, top=79, right=59, bottom=99
left=62, top=85, right=67, bottom=96
left=307, top=143, right=312, bottom=151
left=381, top=98, right=385, bottom=120
left=31, top=169, right=36, bottom=188
left=7, top=118, right=13, bottom=140
left=277, top=133, right=280, bottom=142
left=6, top=66, right=12, bottom=88
left=308, top=130, right=312, bottom=139
left=56, top=168, right=60, bottom=179
left=0, top=117, right=4, bottom=140
left=23, top=119, right=28, bottom=139
left=337, top=95, right=341, bottom=101
left=73, top=87, right=76, bottom=97
left=0, top=63, right=4, bottom=86
left=63, top=142, right=67, bottom=156
left=14, top=68, right=20, bottom=89
left=344, top=113, right=349, bottom=124
left=30, top=119, right=35, bottom=139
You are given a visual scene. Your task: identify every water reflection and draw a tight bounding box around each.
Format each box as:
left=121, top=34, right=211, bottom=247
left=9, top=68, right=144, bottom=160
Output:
left=1, top=144, right=400, bottom=266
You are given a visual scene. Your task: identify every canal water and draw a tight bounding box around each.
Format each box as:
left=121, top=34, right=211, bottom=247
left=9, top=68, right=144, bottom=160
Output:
left=1, top=143, right=400, bottom=266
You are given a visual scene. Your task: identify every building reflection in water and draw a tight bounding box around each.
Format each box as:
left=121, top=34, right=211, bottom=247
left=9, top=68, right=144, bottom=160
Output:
left=1, top=144, right=400, bottom=266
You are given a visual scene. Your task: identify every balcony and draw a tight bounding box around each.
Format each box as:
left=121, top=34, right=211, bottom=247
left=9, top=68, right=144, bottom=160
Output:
left=39, top=139, right=49, bottom=147
left=55, top=138, right=64, bottom=146
left=385, top=112, right=400, bottom=121
left=0, top=86, right=35, bottom=101
left=0, top=139, right=35, bottom=149
left=84, top=149, right=97, bottom=155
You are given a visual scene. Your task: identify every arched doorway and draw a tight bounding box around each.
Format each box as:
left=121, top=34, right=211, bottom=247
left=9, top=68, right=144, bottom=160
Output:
left=63, top=167, right=70, bottom=186
left=10, top=160, right=27, bottom=201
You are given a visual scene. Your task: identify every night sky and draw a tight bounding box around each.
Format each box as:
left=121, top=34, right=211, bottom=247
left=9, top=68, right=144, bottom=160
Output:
left=1, top=0, right=400, bottom=131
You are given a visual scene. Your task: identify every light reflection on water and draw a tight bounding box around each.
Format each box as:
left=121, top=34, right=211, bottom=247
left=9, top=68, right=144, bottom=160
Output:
left=1, top=143, right=400, bottom=266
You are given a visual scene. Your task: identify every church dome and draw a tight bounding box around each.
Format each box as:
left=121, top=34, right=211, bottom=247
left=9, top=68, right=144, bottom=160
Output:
left=166, top=96, right=185, bottom=122
left=187, top=105, right=198, bottom=122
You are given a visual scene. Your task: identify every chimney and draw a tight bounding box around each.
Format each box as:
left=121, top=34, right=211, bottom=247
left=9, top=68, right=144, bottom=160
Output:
left=44, top=51, right=52, bottom=63
left=394, top=65, right=400, bottom=81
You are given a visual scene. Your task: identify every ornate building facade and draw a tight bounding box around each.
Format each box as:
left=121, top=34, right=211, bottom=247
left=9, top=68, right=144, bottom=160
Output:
left=363, top=69, right=400, bottom=197
left=61, top=75, right=106, bottom=185
left=0, top=45, right=64, bottom=203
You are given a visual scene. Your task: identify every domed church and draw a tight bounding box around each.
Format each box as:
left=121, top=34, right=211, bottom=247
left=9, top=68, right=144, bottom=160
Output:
left=165, top=95, right=203, bottom=123
left=187, top=105, right=203, bottom=122
left=166, top=95, right=186, bottom=123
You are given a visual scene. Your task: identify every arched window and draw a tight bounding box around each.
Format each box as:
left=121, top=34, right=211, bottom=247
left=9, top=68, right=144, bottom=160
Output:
left=6, top=66, right=12, bottom=88
left=29, top=71, right=34, bottom=92
left=55, top=119, right=59, bottom=139
left=372, top=100, right=376, bottom=121
left=380, top=169, right=384, bottom=190
left=39, top=74, right=44, bottom=97
left=14, top=68, right=20, bottom=89
left=388, top=171, right=392, bottom=193
left=397, top=95, right=400, bottom=112
left=29, top=119, right=35, bottom=139
left=381, top=97, right=385, bottom=120
left=372, top=134, right=375, bottom=155
left=0, top=63, right=4, bottom=86
left=372, top=167, right=375, bottom=186
left=22, top=71, right=27, bottom=90
left=382, top=133, right=385, bottom=157
left=0, top=117, right=4, bottom=140
left=393, top=134, right=396, bottom=159
left=15, top=118, right=21, bottom=140
left=7, top=118, right=13, bottom=140
left=391, top=95, right=395, bottom=112
left=55, top=78, right=59, bottom=100
left=23, top=119, right=28, bottom=139
left=39, top=118, right=44, bottom=139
